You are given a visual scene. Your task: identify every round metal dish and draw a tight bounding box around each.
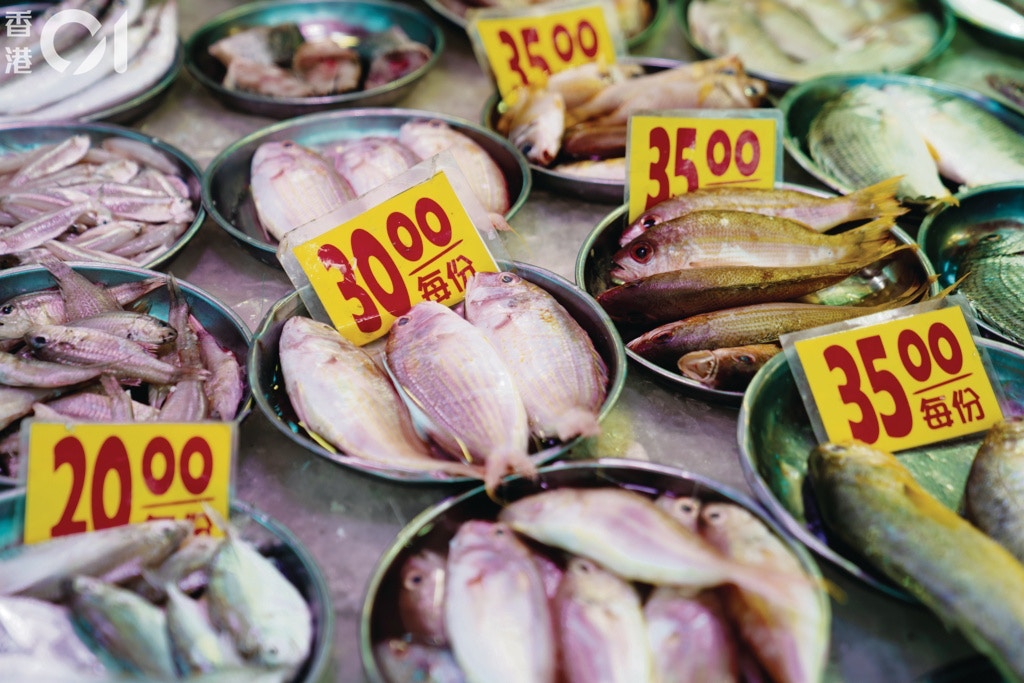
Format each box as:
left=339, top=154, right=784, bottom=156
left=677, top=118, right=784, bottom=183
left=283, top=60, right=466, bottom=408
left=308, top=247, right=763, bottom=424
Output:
left=944, top=0, right=1024, bottom=56
left=203, top=107, right=531, bottom=267
left=0, top=263, right=253, bottom=488
left=918, top=182, right=1024, bottom=348
left=677, top=0, right=954, bottom=92
left=737, top=337, right=1024, bottom=600
left=575, top=192, right=935, bottom=404
left=184, top=0, right=444, bottom=119
left=0, top=489, right=333, bottom=683
left=422, top=0, right=663, bottom=47
left=88, top=42, right=185, bottom=126
left=778, top=73, right=1024, bottom=199
left=481, top=56, right=680, bottom=204
left=0, top=121, right=204, bottom=271
left=249, top=261, right=626, bottom=484
left=359, top=458, right=829, bottom=682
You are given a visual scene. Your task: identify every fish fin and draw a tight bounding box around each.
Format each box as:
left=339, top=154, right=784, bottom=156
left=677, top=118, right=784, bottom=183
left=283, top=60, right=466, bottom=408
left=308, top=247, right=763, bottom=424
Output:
left=843, top=176, right=909, bottom=222
left=201, top=502, right=234, bottom=540
left=923, top=139, right=942, bottom=164
left=553, top=408, right=602, bottom=441
left=926, top=194, right=960, bottom=213
left=844, top=215, right=897, bottom=250
left=483, top=449, right=537, bottom=499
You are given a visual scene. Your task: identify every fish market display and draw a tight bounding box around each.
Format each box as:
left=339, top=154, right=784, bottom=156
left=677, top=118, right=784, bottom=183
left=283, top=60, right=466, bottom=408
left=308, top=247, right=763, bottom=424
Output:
left=808, top=83, right=1024, bottom=204
left=0, top=264, right=246, bottom=480
left=495, top=57, right=767, bottom=179
left=209, top=22, right=432, bottom=98
left=687, top=0, right=941, bottom=83
left=0, top=133, right=198, bottom=267
left=371, top=484, right=828, bottom=683
left=809, top=440, right=1024, bottom=682
left=965, top=418, right=1024, bottom=563
left=0, top=0, right=180, bottom=121
left=0, top=514, right=316, bottom=681
left=956, top=228, right=1024, bottom=347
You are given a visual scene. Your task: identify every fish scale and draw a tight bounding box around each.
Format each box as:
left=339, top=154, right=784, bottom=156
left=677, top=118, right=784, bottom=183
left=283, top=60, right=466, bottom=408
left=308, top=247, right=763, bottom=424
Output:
left=958, top=230, right=1024, bottom=346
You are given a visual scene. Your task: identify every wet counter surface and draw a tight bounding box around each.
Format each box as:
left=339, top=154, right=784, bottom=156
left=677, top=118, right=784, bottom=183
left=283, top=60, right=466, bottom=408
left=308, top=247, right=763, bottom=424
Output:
left=141, top=1, right=1024, bottom=680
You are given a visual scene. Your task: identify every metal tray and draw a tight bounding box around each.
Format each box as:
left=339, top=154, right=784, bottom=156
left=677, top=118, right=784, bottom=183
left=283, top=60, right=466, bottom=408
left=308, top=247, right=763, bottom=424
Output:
left=737, top=337, right=1024, bottom=599
left=249, top=261, right=626, bottom=485
left=184, top=0, right=444, bottom=119
left=944, top=0, right=1024, bottom=56
left=203, top=107, right=532, bottom=267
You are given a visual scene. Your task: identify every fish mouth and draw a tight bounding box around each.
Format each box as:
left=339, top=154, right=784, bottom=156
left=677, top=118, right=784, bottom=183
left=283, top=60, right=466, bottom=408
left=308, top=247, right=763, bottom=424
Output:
left=608, top=266, right=630, bottom=283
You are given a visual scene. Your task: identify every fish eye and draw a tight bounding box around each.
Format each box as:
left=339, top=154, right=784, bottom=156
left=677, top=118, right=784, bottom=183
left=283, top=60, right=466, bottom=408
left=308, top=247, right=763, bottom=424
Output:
left=405, top=572, right=424, bottom=587
left=630, top=242, right=653, bottom=263
left=640, top=215, right=658, bottom=229
left=521, top=143, right=534, bottom=157
left=738, top=354, right=754, bottom=365
left=704, top=509, right=723, bottom=523
left=679, top=500, right=697, bottom=514
left=653, top=331, right=672, bottom=344
left=0, top=305, right=11, bottom=315
left=494, top=526, right=506, bottom=536
left=500, top=274, right=515, bottom=283
left=396, top=317, right=409, bottom=326
left=31, top=335, right=46, bottom=345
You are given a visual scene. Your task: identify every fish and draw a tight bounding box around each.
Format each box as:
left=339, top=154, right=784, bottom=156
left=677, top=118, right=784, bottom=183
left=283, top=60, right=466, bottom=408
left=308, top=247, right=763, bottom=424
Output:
left=42, top=258, right=122, bottom=320
left=0, top=385, right=57, bottom=431
left=157, top=276, right=208, bottom=422
left=655, top=495, right=703, bottom=532
left=545, top=62, right=645, bottom=111
left=279, top=316, right=478, bottom=478
left=40, top=387, right=160, bottom=423
left=496, top=86, right=566, bottom=167
left=552, top=157, right=626, bottom=180
left=386, top=301, right=532, bottom=492
left=957, top=229, right=1024, bottom=347
left=290, top=40, right=361, bottom=95
left=678, top=343, right=781, bottom=390
left=700, top=501, right=828, bottom=683
left=250, top=141, right=356, bottom=243
left=398, top=550, right=448, bottom=645
left=554, top=557, right=652, bottom=683
left=165, top=582, right=242, bottom=675
left=610, top=211, right=896, bottom=281
left=808, top=440, right=1024, bottom=682
left=326, top=136, right=420, bottom=197
left=375, top=639, right=466, bottom=683
left=644, top=586, right=739, bottom=683
left=561, top=122, right=627, bottom=161
left=192, top=314, right=245, bottom=421
left=69, top=312, right=177, bottom=349
left=464, top=271, right=608, bottom=442
left=622, top=176, right=906, bottom=244
left=0, top=595, right=108, bottom=674
left=444, top=521, right=556, bottom=683
left=139, top=534, right=224, bottom=600
left=598, top=243, right=911, bottom=325
left=988, top=73, right=1024, bottom=110
left=964, top=418, right=1024, bottom=563
left=0, top=350, right=106, bottom=387
left=752, top=0, right=837, bottom=62
left=364, top=26, right=434, bottom=90
left=398, top=120, right=511, bottom=214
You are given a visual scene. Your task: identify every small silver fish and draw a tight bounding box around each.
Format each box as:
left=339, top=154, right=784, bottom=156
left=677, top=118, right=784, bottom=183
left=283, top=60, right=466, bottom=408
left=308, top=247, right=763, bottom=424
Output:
left=399, top=549, right=448, bottom=645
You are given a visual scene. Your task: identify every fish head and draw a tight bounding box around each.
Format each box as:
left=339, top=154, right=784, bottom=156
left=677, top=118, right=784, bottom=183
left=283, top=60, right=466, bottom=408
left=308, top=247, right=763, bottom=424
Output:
left=398, top=550, right=446, bottom=641
left=982, top=417, right=1024, bottom=452
left=619, top=210, right=665, bottom=247
left=24, top=325, right=77, bottom=353
left=699, top=75, right=768, bottom=109
left=386, top=300, right=462, bottom=353
left=0, top=301, right=38, bottom=339
left=626, top=325, right=680, bottom=363
left=655, top=495, right=702, bottom=532
left=677, top=350, right=718, bottom=384
left=463, top=270, right=530, bottom=324
left=251, top=141, right=308, bottom=179
left=449, top=520, right=518, bottom=556
left=610, top=236, right=660, bottom=282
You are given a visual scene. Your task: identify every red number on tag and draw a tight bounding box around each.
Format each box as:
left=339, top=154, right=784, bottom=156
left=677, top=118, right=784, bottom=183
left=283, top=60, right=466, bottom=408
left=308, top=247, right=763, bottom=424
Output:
left=143, top=437, right=175, bottom=495
left=707, top=128, right=761, bottom=178
left=498, top=29, right=529, bottom=87
left=51, top=437, right=87, bottom=536
left=317, top=243, right=382, bottom=334
left=824, top=343, right=879, bottom=444
left=92, top=437, right=131, bottom=530
left=857, top=335, right=912, bottom=439
left=181, top=436, right=213, bottom=495
left=674, top=128, right=698, bottom=191
left=647, top=127, right=698, bottom=211
left=521, top=27, right=550, bottom=74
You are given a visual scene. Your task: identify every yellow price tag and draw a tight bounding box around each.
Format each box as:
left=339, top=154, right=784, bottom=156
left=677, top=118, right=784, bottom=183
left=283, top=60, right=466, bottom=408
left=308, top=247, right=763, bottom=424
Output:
left=627, top=113, right=782, bottom=223
left=791, top=305, right=1003, bottom=453
left=291, top=171, right=499, bottom=346
left=23, top=421, right=235, bottom=544
left=472, top=4, right=618, bottom=101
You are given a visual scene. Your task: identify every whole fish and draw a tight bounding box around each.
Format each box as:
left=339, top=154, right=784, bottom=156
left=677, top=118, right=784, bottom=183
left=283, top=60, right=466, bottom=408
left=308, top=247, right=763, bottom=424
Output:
left=622, top=176, right=906, bottom=244
left=965, top=418, right=1024, bottom=563
left=753, top=0, right=836, bottom=62
left=138, top=534, right=223, bottom=601
left=364, top=26, right=434, bottom=90
left=279, top=316, right=478, bottom=478
left=678, top=344, right=781, bottom=391
left=555, top=557, right=652, bottom=683
left=69, top=312, right=177, bottom=349
left=700, top=502, right=828, bottom=683
left=375, top=639, right=466, bottom=683
left=545, top=62, right=645, bottom=111
left=553, top=157, right=626, bottom=180
left=250, top=141, right=355, bottom=242
left=0, top=350, right=105, bottom=387
left=67, top=574, right=178, bottom=679
left=399, top=549, right=448, bottom=645
left=165, top=582, right=242, bottom=675
left=192, top=314, right=245, bottom=421
left=41, top=388, right=160, bottom=422
left=386, top=301, right=532, bottom=492
left=327, top=136, right=420, bottom=197
left=644, top=586, right=739, bottom=683
left=0, top=595, right=108, bottom=673
left=611, top=211, right=896, bottom=281
left=464, top=271, right=608, bottom=442
left=957, top=229, right=1024, bottom=346
left=157, top=275, right=207, bottom=422
left=0, top=519, right=191, bottom=600
left=655, top=495, right=703, bottom=532
left=397, top=120, right=511, bottom=214
left=444, top=521, right=556, bottom=683
left=0, top=201, right=104, bottom=254
left=809, top=440, right=1024, bottom=682
left=496, top=87, right=566, bottom=166
left=561, top=122, right=627, bottom=161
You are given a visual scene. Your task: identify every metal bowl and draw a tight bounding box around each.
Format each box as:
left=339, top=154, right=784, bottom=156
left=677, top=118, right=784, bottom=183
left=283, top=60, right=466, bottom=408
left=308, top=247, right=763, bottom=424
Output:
left=0, top=121, right=204, bottom=271
left=918, top=182, right=1024, bottom=347
left=0, top=263, right=253, bottom=488
left=184, top=0, right=444, bottom=119
left=944, top=0, right=1024, bottom=56
left=0, top=489, right=333, bottom=683
left=738, top=336, right=1024, bottom=600
left=575, top=192, right=935, bottom=405
left=779, top=73, right=1024, bottom=199
left=203, top=107, right=531, bottom=267
left=677, top=0, right=954, bottom=92
left=422, top=0, right=664, bottom=47
left=249, top=261, right=626, bottom=484
left=359, top=458, right=830, bottom=682
left=481, top=56, right=680, bottom=204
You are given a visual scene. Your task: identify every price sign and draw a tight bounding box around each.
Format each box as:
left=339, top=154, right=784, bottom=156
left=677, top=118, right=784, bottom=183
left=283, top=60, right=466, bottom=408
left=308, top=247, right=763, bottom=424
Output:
left=626, top=112, right=783, bottom=222
left=786, top=304, right=1003, bottom=453
left=291, top=171, right=499, bottom=345
left=23, top=421, right=235, bottom=544
left=471, top=3, right=619, bottom=101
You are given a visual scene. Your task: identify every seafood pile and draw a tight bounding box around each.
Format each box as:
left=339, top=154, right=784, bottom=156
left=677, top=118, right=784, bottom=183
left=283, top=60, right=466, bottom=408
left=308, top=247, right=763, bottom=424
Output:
left=209, top=22, right=432, bottom=98
left=495, top=56, right=767, bottom=180
left=0, top=0, right=179, bottom=121
left=251, top=119, right=510, bottom=243
left=0, top=514, right=314, bottom=681
left=0, top=263, right=245, bottom=480
left=956, top=225, right=1024, bottom=348
left=279, top=271, right=608, bottom=490
left=375, top=486, right=829, bottom=682
left=809, top=419, right=1024, bottom=681
left=807, top=82, right=1024, bottom=206
left=593, top=180, right=915, bottom=391
left=0, top=133, right=197, bottom=267
left=687, top=0, right=941, bottom=83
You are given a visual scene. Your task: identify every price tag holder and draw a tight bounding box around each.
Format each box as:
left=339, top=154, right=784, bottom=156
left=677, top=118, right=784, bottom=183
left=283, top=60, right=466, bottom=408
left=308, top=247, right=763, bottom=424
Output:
left=781, top=296, right=1005, bottom=453
left=278, top=152, right=505, bottom=346
left=22, top=421, right=236, bottom=544
left=468, top=0, right=624, bottom=102
left=626, top=110, right=784, bottom=223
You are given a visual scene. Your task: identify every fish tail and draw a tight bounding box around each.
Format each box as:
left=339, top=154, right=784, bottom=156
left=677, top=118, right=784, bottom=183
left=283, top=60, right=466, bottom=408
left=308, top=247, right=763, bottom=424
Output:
left=926, top=194, right=960, bottom=212
left=842, top=177, right=909, bottom=222
left=728, top=561, right=821, bottom=613
left=842, top=215, right=897, bottom=250
left=554, top=408, right=602, bottom=441
left=483, top=449, right=537, bottom=497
